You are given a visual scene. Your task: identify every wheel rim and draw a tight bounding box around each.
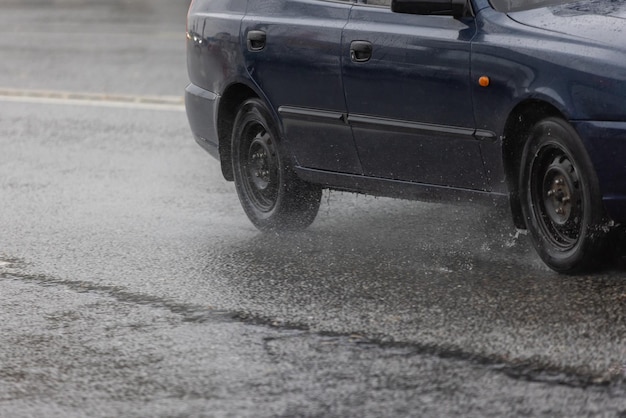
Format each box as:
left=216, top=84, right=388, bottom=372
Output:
left=529, top=144, right=584, bottom=250
left=240, top=122, right=279, bottom=212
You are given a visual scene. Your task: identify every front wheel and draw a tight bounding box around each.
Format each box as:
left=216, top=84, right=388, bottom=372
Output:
left=231, top=98, right=322, bottom=231
left=519, top=117, right=608, bottom=273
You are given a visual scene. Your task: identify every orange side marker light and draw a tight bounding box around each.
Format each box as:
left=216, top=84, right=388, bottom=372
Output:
left=478, top=76, right=490, bottom=87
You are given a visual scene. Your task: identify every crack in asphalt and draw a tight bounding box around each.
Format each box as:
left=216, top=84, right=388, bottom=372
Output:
left=0, top=261, right=235, bottom=325
left=2, top=259, right=625, bottom=394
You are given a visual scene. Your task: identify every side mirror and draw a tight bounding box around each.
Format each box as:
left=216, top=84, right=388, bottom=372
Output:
left=391, top=0, right=467, bottom=18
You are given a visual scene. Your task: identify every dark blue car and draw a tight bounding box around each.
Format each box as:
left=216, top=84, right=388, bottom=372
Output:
left=185, top=0, right=626, bottom=273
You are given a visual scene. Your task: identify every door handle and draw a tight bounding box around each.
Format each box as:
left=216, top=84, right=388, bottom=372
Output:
left=350, top=41, right=372, bottom=63
left=247, top=30, right=266, bottom=51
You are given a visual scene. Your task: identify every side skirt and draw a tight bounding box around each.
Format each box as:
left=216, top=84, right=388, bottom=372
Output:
left=295, top=167, right=509, bottom=208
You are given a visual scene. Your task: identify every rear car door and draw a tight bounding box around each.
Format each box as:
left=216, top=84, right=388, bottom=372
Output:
left=342, top=1, right=488, bottom=189
left=242, top=0, right=362, bottom=174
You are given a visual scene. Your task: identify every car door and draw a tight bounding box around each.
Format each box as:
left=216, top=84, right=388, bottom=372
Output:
left=242, top=0, right=362, bottom=174
left=342, top=1, right=488, bottom=189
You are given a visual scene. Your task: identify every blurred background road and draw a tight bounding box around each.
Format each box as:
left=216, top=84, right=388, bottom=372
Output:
left=0, top=0, right=189, bottom=96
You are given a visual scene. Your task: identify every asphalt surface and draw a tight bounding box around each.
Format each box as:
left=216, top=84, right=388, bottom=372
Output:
left=1, top=1, right=626, bottom=416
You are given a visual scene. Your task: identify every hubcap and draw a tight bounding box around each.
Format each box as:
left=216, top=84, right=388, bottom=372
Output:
left=248, top=136, right=272, bottom=191
left=543, top=158, right=576, bottom=225
left=530, top=148, right=583, bottom=249
left=241, top=124, right=279, bottom=212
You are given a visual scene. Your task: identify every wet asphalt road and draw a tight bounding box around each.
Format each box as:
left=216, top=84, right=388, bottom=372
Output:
left=1, top=1, right=626, bottom=416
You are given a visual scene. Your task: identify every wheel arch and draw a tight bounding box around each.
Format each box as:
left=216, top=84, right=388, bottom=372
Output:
left=502, top=99, right=565, bottom=229
left=217, top=83, right=260, bottom=181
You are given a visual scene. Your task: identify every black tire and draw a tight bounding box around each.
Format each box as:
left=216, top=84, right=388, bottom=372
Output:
left=519, top=117, right=608, bottom=273
left=231, top=98, right=322, bottom=231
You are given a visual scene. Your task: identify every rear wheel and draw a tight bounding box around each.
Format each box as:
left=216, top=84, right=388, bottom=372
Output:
left=519, top=117, right=608, bottom=273
left=231, top=98, right=321, bottom=231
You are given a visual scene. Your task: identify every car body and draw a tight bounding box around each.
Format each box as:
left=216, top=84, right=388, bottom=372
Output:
left=185, top=0, right=626, bottom=273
